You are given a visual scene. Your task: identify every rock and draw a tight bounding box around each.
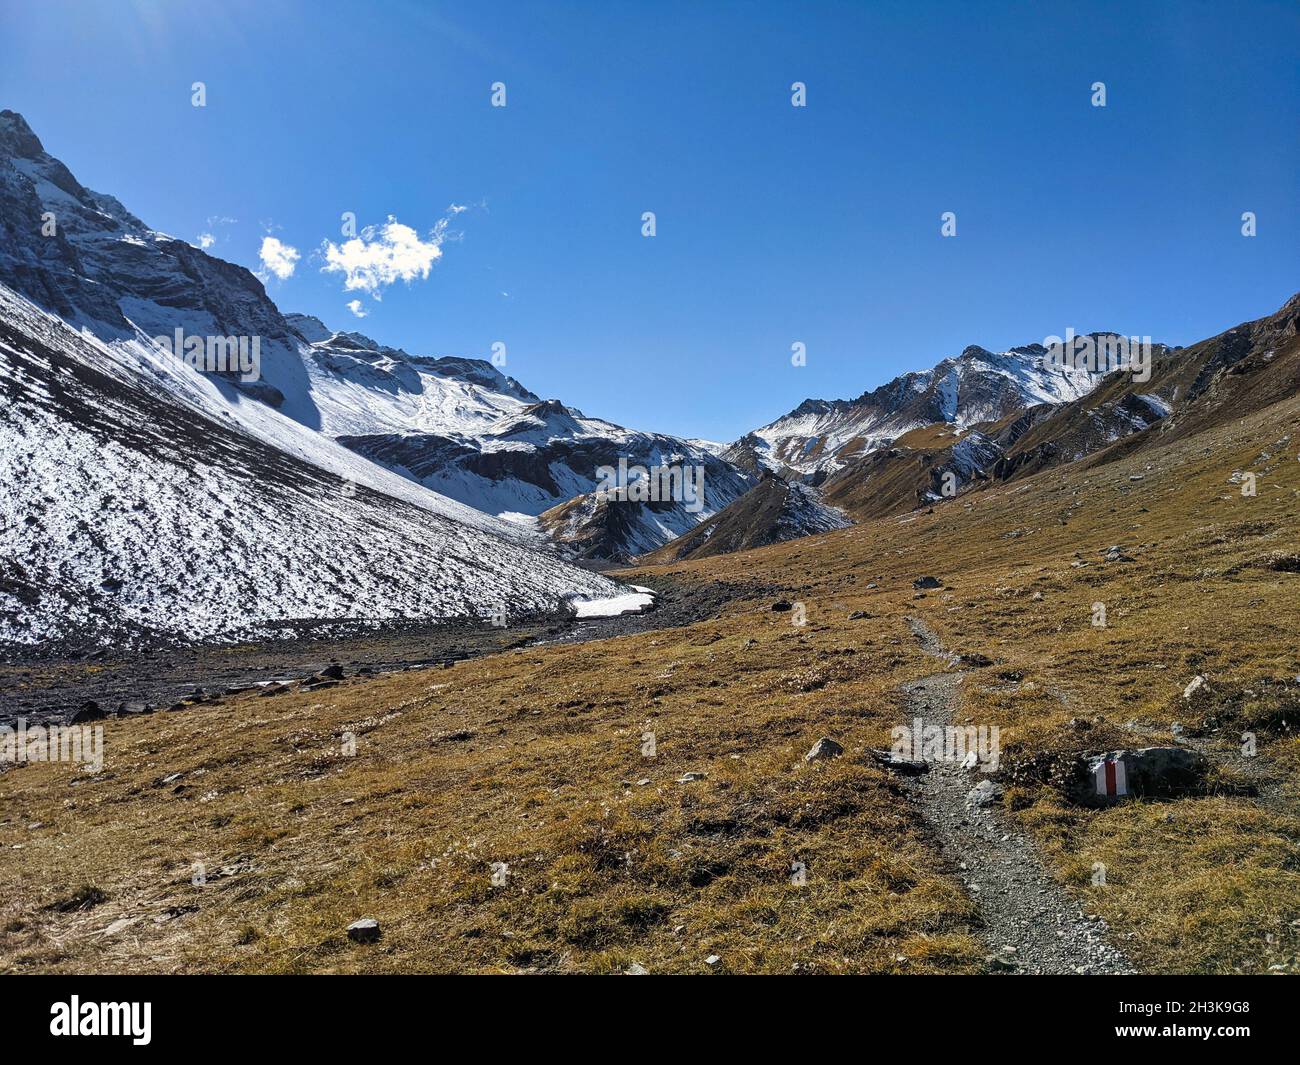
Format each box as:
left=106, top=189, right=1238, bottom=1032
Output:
left=771, top=601, right=793, bottom=612
left=67, top=701, right=104, bottom=724
left=960, top=652, right=993, bottom=668
left=966, top=780, right=1003, bottom=808
left=346, top=918, right=381, bottom=943
left=677, top=772, right=708, bottom=783
left=1074, top=747, right=1209, bottom=805
left=624, top=962, right=649, bottom=975
left=913, top=576, right=943, bottom=589
left=301, top=679, right=339, bottom=692
left=985, top=953, right=1019, bottom=972
left=704, top=954, right=721, bottom=967
left=866, top=748, right=929, bottom=775
left=1103, top=546, right=1134, bottom=563
left=848, top=611, right=870, bottom=620
left=319, top=664, right=346, bottom=680
left=1182, top=675, right=1208, bottom=700
left=804, top=737, right=844, bottom=762
left=1069, top=717, right=1092, bottom=731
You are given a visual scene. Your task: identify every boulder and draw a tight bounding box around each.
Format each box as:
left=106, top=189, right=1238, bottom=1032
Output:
left=67, top=701, right=105, bottom=724
left=346, top=918, right=381, bottom=943
left=966, top=780, right=1002, bottom=808
left=804, top=737, right=844, bottom=762
left=1074, top=747, right=1208, bottom=805
left=258, top=683, right=291, bottom=698
left=866, top=748, right=929, bottom=775
left=913, top=576, right=943, bottom=589
left=771, top=600, right=793, bottom=612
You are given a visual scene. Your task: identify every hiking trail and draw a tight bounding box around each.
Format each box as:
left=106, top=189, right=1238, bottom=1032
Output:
left=903, top=616, right=1134, bottom=975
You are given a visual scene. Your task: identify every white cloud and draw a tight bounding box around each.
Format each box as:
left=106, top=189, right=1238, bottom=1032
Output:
left=321, top=215, right=448, bottom=298
left=196, top=216, right=237, bottom=251
left=258, top=236, right=300, bottom=280
left=346, top=299, right=368, bottom=319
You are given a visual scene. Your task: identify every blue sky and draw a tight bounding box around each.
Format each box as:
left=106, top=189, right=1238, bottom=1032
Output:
left=2, top=0, right=1297, bottom=440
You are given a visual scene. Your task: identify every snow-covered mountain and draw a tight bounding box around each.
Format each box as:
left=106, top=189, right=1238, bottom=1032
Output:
left=0, top=109, right=753, bottom=579
left=0, top=110, right=644, bottom=647
left=293, top=325, right=754, bottom=552
left=748, top=343, right=1118, bottom=476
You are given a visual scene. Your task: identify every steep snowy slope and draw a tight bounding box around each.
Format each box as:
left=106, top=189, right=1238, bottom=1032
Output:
left=0, top=287, right=621, bottom=650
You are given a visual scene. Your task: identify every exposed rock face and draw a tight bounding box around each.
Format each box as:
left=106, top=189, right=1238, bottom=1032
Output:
left=0, top=109, right=309, bottom=415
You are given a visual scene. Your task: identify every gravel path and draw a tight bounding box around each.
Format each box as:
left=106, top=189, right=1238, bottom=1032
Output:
left=903, top=617, right=1134, bottom=975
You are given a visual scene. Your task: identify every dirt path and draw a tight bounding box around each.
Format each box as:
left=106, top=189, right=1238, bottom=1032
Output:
left=903, top=617, right=1134, bottom=975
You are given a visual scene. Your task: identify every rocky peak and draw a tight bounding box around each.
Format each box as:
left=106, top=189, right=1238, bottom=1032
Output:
left=0, top=110, right=44, bottom=159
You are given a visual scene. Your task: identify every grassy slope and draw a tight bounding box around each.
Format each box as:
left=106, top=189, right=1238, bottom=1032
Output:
left=3, top=392, right=1299, bottom=974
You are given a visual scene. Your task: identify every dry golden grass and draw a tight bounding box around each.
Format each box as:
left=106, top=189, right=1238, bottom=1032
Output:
left=3, top=394, right=1299, bottom=974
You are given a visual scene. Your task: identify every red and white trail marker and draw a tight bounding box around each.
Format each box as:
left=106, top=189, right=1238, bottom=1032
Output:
left=1094, top=757, right=1128, bottom=798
